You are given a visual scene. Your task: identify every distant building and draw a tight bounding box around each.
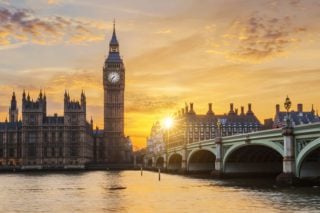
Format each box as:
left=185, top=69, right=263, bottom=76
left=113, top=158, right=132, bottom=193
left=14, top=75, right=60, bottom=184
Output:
left=273, top=103, right=319, bottom=128
left=146, top=121, right=165, bottom=156
left=160, top=102, right=262, bottom=149
left=0, top=91, right=93, bottom=169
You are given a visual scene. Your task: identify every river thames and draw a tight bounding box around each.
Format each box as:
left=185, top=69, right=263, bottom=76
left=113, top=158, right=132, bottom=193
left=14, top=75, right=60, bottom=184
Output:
left=0, top=171, right=320, bottom=212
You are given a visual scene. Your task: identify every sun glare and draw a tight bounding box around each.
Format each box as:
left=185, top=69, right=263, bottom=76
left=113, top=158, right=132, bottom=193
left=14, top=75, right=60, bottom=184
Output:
left=163, top=117, right=174, bottom=129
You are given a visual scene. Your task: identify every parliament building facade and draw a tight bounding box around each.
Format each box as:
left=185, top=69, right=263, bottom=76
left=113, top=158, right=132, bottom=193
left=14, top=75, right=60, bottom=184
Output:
left=0, top=23, right=132, bottom=170
left=0, top=91, right=93, bottom=169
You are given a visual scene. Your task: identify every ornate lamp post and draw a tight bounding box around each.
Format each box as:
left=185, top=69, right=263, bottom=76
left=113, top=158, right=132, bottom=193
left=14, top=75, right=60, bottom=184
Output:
left=284, top=95, right=292, bottom=127
left=217, top=119, right=221, bottom=136
left=276, top=95, right=297, bottom=185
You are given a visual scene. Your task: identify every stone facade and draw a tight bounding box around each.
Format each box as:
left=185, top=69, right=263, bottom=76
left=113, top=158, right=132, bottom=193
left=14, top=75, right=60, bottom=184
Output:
left=165, top=103, right=261, bottom=149
left=0, top=91, right=93, bottom=169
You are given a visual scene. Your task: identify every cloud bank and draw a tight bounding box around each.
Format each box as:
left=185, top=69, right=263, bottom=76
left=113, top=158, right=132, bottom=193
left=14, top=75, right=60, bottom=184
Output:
left=0, top=7, right=105, bottom=46
left=224, top=13, right=307, bottom=61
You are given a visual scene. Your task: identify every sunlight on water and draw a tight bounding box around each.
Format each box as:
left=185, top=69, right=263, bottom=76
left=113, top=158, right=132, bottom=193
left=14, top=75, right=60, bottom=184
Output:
left=0, top=171, right=320, bottom=212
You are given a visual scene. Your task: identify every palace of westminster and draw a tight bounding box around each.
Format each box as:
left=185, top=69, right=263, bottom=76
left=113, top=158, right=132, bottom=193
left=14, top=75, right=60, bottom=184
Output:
left=0, top=24, right=132, bottom=169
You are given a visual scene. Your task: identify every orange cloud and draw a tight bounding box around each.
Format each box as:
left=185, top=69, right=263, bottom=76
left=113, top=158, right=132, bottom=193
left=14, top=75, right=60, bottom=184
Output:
left=0, top=7, right=105, bottom=47
left=47, top=0, right=60, bottom=5
left=224, top=13, right=307, bottom=61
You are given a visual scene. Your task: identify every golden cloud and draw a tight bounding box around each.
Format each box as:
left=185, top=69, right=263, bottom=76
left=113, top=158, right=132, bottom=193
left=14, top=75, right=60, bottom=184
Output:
left=224, top=13, right=307, bottom=61
left=0, top=7, right=105, bottom=47
left=47, top=0, right=60, bottom=5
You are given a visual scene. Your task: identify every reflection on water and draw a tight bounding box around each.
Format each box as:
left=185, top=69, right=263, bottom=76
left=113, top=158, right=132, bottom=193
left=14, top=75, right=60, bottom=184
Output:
left=0, top=171, right=320, bottom=212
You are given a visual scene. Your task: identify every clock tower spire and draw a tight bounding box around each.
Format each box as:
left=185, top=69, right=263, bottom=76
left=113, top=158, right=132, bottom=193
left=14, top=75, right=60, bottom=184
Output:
left=103, top=20, right=126, bottom=163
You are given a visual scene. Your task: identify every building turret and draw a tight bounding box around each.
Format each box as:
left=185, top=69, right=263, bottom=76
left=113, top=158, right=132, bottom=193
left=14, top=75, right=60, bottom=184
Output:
left=43, top=90, right=46, bottom=101
left=90, top=116, right=94, bottom=129
left=81, top=90, right=86, bottom=112
left=9, top=91, right=18, bottom=122
left=22, top=89, right=26, bottom=102
left=39, top=89, right=43, bottom=100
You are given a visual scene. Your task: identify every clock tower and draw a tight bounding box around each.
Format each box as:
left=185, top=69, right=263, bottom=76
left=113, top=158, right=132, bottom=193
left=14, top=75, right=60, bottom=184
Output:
left=103, top=22, right=126, bottom=163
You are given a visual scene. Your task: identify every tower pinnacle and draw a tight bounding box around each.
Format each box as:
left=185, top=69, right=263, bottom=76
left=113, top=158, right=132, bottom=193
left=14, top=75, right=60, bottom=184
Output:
left=110, top=19, right=119, bottom=48
left=106, top=19, right=122, bottom=62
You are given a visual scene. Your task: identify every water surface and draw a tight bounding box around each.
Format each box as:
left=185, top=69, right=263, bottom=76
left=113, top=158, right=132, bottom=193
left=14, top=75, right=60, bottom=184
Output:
left=0, top=171, right=319, bottom=212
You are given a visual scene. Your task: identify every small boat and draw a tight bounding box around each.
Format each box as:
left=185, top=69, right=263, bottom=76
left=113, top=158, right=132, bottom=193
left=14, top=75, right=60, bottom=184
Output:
left=109, top=186, right=127, bottom=190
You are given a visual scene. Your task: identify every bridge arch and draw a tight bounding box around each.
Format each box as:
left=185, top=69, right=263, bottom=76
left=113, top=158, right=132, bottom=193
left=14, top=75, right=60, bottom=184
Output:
left=187, top=148, right=216, bottom=173
left=223, top=142, right=283, bottom=176
left=296, top=138, right=320, bottom=178
left=167, top=153, right=182, bottom=171
left=155, top=156, right=165, bottom=169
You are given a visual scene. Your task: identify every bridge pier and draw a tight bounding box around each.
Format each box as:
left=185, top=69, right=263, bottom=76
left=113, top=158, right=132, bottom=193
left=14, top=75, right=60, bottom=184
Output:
left=152, top=156, right=156, bottom=169
left=180, top=149, right=187, bottom=174
left=276, top=125, right=299, bottom=185
left=212, top=135, right=223, bottom=178
left=143, top=157, right=147, bottom=168
left=163, top=153, right=167, bottom=171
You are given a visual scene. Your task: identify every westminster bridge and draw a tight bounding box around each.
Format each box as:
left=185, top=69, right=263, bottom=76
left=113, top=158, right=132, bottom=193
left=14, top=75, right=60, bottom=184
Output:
left=144, top=122, right=320, bottom=184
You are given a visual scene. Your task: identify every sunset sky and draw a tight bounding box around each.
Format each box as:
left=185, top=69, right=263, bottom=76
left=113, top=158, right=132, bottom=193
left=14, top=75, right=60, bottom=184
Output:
left=0, top=0, right=320, bottom=149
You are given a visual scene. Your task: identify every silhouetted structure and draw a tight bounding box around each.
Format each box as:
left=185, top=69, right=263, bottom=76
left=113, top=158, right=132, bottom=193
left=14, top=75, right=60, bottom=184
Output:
left=0, top=91, right=93, bottom=169
left=93, top=22, right=132, bottom=164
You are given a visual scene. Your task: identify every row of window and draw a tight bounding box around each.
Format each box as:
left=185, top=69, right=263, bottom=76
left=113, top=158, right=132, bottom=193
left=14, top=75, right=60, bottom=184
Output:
left=28, top=133, right=79, bottom=143
left=0, top=133, right=19, bottom=142
left=0, top=148, right=19, bottom=158
left=27, top=145, right=79, bottom=158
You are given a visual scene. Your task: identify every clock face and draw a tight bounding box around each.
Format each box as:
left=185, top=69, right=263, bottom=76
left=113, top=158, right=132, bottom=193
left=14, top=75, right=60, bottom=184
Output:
left=108, top=72, right=120, bottom=83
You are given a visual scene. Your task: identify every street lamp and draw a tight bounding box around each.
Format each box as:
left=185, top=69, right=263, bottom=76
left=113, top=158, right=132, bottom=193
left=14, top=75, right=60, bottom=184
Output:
left=217, top=119, right=221, bottom=138
left=284, top=96, right=292, bottom=127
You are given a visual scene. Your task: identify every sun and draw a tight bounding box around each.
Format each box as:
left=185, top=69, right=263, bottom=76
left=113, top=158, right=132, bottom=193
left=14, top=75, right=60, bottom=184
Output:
left=163, top=117, right=174, bottom=129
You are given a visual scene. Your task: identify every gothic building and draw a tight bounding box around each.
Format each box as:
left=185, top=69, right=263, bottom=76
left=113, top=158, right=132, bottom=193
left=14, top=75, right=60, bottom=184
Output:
left=164, top=103, right=261, bottom=149
left=93, top=22, right=132, bottom=164
left=0, top=22, right=132, bottom=170
left=146, top=121, right=165, bottom=156
left=0, top=91, right=93, bottom=169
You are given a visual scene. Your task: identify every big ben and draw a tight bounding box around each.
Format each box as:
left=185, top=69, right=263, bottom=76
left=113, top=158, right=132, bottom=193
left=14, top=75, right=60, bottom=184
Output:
left=103, top=22, right=126, bottom=163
